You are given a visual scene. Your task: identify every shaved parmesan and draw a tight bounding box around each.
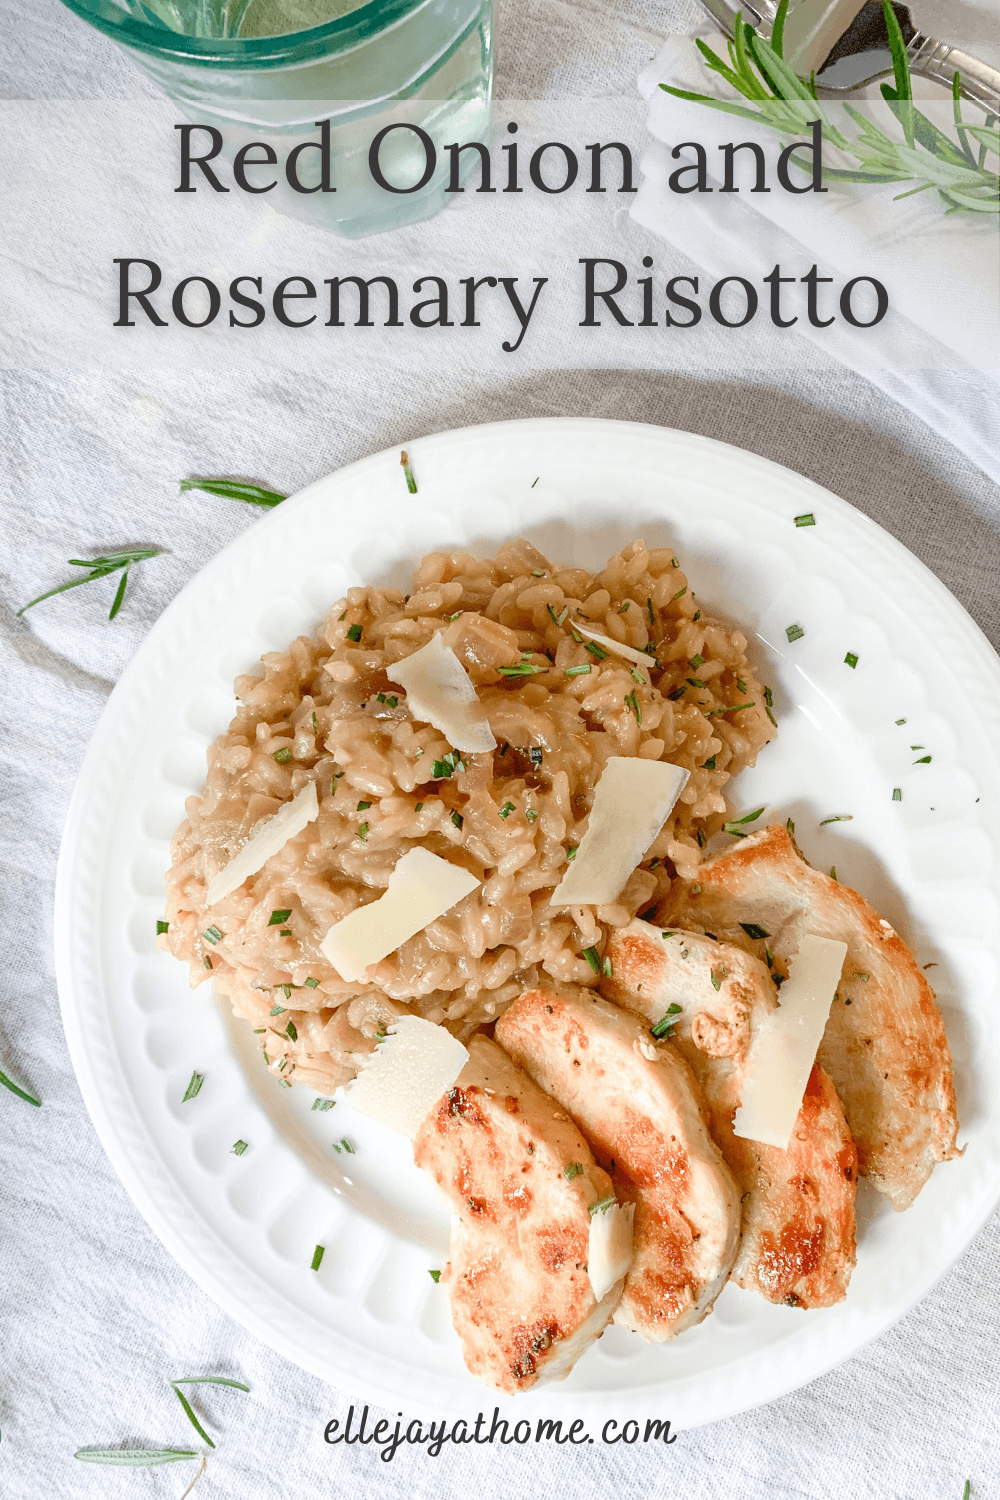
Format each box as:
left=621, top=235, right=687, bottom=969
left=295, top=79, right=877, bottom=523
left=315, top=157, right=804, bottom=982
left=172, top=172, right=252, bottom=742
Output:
left=387, top=634, right=497, bottom=753
left=588, top=1200, right=635, bottom=1302
left=573, top=621, right=656, bottom=669
left=206, top=780, right=319, bottom=906
left=345, top=1016, right=469, bottom=1138
left=319, top=846, right=480, bottom=982
left=734, top=934, right=848, bottom=1150
left=552, top=758, right=689, bottom=907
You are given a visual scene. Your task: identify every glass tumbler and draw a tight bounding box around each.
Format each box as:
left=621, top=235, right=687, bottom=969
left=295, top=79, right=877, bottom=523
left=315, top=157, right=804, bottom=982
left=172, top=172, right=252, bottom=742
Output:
left=58, top=0, right=493, bottom=238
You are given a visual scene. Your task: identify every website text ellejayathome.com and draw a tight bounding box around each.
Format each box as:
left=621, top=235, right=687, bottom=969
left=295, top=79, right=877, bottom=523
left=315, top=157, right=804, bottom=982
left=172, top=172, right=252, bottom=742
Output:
left=325, top=1405, right=678, bottom=1460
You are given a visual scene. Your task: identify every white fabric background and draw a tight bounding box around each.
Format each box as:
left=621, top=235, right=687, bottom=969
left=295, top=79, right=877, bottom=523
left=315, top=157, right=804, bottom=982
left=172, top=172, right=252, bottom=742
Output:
left=3, top=3, right=1000, bottom=1499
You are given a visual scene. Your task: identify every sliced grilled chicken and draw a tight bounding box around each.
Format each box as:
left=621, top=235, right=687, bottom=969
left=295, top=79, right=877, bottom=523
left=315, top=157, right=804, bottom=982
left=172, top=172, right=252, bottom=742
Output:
left=661, top=824, right=961, bottom=1211
left=495, top=987, right=740, bottom=1341
left=603, top=921, right=857, bottom=1307
left=413, top=1035, right=621, bottom=1392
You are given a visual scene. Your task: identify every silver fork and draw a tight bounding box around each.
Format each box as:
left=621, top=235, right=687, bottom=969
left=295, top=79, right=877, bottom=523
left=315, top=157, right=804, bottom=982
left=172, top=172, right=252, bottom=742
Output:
left=699, top=0, right=1000, bottom=112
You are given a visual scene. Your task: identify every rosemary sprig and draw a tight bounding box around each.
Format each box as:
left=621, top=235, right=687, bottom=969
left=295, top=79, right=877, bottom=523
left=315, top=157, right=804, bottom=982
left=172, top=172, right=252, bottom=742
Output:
left=660, top=0, right=998, bottom=216
left=17, top=548, right=160, bottom=620
left=75, top=1448, right=198, bottom=1465
left=180, top=477, right=285, bottom=508
left=0, top=1065, right=41, bottom=1107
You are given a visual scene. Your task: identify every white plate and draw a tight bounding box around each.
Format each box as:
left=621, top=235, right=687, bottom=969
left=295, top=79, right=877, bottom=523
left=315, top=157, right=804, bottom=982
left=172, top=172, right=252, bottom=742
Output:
left=55, top=418, right=1000, bottom=1428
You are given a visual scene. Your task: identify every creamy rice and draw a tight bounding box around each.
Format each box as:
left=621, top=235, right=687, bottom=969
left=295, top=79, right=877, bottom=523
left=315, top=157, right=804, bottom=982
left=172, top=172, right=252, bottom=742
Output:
left=161, top=537, right=774, bottom=1096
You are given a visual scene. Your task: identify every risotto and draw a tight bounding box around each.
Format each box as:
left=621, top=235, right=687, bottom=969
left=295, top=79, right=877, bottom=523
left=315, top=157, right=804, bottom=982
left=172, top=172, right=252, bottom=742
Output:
left=161, top=536, right=774, bottom=1096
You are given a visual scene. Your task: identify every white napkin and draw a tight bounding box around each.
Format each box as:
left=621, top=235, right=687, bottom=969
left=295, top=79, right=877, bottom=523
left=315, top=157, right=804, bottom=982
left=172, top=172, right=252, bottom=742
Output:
left=632, top=31, right=1000, bottom=482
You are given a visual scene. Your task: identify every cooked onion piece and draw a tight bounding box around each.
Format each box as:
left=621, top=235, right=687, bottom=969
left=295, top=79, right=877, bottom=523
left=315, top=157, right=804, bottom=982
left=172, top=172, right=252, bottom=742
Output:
left=387, top=633, right=497, bottom=753
left=552, top=757, right=689, bottom=906
left=319, top=846, right=480, bottom=982
left=734, top=934, right=848, bottom=1150
left=206, top=780, right=319, bottom=906
left=572, top=621, right=656, bottom=668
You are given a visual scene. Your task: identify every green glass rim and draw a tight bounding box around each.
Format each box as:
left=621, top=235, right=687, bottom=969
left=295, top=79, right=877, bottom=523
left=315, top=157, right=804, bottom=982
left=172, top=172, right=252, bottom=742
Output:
left=57, top=0, right=426, bottom=67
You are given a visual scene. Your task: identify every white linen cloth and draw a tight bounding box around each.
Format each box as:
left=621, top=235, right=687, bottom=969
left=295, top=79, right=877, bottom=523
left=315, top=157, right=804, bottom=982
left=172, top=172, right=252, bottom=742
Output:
left=3, top=4, right=1000, bottom=1500
left=632, top=33, right=1000, bottom=482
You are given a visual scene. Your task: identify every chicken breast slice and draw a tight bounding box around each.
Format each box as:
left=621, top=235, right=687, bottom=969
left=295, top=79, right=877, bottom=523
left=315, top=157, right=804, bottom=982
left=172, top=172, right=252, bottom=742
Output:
left=412, top=1035, right=622, bottom=1393
left=495, top=987, right=740, bottom=1341
left=661, top=824, right=961, bottom=1211
left=603, top=921, right=857, bottom=1308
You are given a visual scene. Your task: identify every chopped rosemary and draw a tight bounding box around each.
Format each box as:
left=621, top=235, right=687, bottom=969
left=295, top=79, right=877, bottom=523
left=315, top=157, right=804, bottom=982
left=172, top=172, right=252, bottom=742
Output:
left=670, top=587, right=687, bottom=602
left=231, top=1140, right=248, bottom=1155
left=737, top=678, right=748, bottom=694
left=312, top=1097, right=335, bottom=1111
left=499, top=801, right=515, bottom=818
left=602, top=956, right=612, bottom=978
left=547, top=604, right=569, bottom=627
left=582, top=947, right=601, bottom=974
left=619, top=601, right=631, bottom=614
left=585, top=640, right=609, bottom=661
left=428, top=1269, right=442, bottom=1282
left=356, top=799, right=372, bottom=811
left=785, top=623, right=804, bottom=643
left=710, top=969, right=723, bottom=991
left=896, top=718, right=907, bottom=725
left=794, top=513, right=816, bottom=528
left=276, top=983, right=292, bottom=1000
left=279, top=929, right=292, bottom=938
left=820, top=814, right=853, bottom=825
left=723, top=807, right=765, bottom=837
left=498, top=661, right=543, bottom=677
left=625, top=689, right=642, bottom=725
left=269, top=1004, right=286, bottom=1016
left=200, top=924, right=221, bottom=944
left=703, top=755, right=717, bottom=770
left=432, top=751, right=465, bottom=779
left=786, top=818, right=795, bottom=836
left=400, top=450, right=417, bottom=493
left=845, top=652, right=859, bottom=669
left=311, top=1244, right=325, bottom=1271
left=661, top=930, right=675, bottom=939
left=415, top=801, right=424, bottom=812
left=589, top=1196, right=616, bottom=1215
left=346, top=623, right=363, bottom=642
left=450, top=810, right=464, bottom=830
left=830, top=867, right=838, bottom=881
left=357, top=822, right=369, bottom=840
left=182, top=1071, right=204, bottom=1102
left=706, top=702, right=755, bottom=716
left=914, top=755, right=932, bottom=764
left=564, top=664, right=591, bottom=677
left=529, top=746, right=544, bottom=767
left=17, top=547, right=160, bottom=620
left=272, top=747, right=292, bottom=763
left=765, top=945, right=775, bottom=968
left=268, top=909, right=292, bottom=926
left=525, top=807, right=538, bottom=822
left=647, top=597, right=656, bottom=627
left=180, top=476, right=284, bottom=508
left=563, top=1162, right=584, bottom=1180
left=156, top=920, right=169, bottom=935
left=667, top=685, right=687, bottom=701
left=696, top=827, right=707, bottom=848
left=286, top=1021, right=298, bottom=1042
left=204, top=956, right=212, bottom=970
left=687, top=678, right=706, bottom=688
left=689, top=655, right=704, bottom=670
left=740, top=922, right=770, bottom=940
left=333, top=1138, right=355, bottom=1154
left=650, top=1004, right=682, bottom=1039
left=911, top=745, right=924, bottom=750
